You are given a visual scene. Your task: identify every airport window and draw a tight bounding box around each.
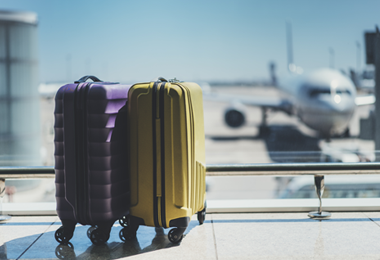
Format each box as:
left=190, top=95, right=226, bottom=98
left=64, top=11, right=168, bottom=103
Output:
left=362, top=69, right=374, bottom=80
left=0, top=4, right=378, bottom=208
left=3, top=4, right=380, bottom=260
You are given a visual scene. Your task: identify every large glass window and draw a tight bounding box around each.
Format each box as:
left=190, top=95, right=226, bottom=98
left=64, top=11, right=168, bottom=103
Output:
left=0, top=3, right=377, bottom=205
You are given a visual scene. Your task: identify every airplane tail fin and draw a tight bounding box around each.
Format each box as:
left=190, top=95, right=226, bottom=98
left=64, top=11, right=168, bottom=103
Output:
left=286, top=21, right=294, bottom=72
left=286, top=21, right=303, bottom=74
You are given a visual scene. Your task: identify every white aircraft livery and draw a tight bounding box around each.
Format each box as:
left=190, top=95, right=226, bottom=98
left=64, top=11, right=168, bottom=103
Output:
left=204, top=67, right=375, bottom=138
left=279, top=68, right=358, bottom=137
left=206, top=21, right=376, bottom=139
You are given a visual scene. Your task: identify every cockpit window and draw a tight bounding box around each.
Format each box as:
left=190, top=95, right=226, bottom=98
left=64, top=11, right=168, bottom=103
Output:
left=335, top=89, right=351, bottom=95
left=309, top=89, right=330, bottom=98
left=309, top=88, right=351, bottom=98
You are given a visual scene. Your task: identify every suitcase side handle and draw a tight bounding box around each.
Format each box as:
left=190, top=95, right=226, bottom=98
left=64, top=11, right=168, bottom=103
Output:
left=74, top=75, right=102, bottom=83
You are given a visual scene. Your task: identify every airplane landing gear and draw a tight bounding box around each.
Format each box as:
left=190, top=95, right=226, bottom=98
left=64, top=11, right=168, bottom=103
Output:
left=259, top=107, right=270, bottom=136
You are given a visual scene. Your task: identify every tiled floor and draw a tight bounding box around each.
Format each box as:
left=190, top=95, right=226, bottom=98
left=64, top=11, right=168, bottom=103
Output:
left=1, top=212, right=380, bottom=259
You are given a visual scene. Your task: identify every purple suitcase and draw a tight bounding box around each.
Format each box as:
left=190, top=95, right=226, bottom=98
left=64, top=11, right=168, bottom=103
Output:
left=54, top=76, right=130, bottom=245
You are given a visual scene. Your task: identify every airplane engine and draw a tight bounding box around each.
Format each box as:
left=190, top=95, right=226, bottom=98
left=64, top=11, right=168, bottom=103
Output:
left=224, top=105, right=246, bottom=128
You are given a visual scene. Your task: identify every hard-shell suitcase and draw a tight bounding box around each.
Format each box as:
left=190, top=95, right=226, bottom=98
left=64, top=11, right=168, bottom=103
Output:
left=121, top=78, right=206, bottom=243
left=54, top=75, right=130, bottom=245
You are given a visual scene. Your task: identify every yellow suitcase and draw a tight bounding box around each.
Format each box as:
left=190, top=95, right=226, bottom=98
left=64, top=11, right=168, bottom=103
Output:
left=120, top=78, right=206, bottom=243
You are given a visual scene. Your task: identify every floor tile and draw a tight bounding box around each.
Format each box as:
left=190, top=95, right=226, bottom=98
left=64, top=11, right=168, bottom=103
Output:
left=211, top=212, right=380, bottom=260
left=0, top=216, right=58, bottom=260
left=363, top=212, right=380, bottom=227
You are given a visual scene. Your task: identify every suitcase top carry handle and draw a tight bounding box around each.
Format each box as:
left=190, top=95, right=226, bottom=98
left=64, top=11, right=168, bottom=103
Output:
left=74, top=75, right=102, bottom=83
left=155, top=77, right=168, bottom=82
left=155, top=77, right=182, bottom=83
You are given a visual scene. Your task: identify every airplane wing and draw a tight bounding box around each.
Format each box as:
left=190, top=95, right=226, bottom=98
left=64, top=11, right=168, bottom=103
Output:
left=203, top=92, right=293, bottom=114
left=355, top=95, right=375, bottom=106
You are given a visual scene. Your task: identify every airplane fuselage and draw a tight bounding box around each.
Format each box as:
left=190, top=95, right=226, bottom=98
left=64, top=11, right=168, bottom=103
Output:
left=279, top=68, right=356, bottom=137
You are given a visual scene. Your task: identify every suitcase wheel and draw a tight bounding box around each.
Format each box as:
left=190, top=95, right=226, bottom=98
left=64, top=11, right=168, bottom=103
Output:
left=168, top=228, right=184, bottom=244
left=119, top=226, right=137, bottom=241
left=197, top=202, right=207, bottom=225
left=197, top=210, right=206, bottom=225
left=89, top=228, right=110, bottom=245
left=55, top=226, right=74, bottom=244
left=87, top=225, right=97, bottom=239
left=119, top=215, right=128, bottom=227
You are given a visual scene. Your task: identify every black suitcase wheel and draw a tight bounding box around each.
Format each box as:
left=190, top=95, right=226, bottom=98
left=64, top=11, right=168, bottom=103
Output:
left=89, top=229, right=109, bottom=245
left=55, top=226, right=73, bottom=244
left=197, top=201, right=207, bottom=225
left=87, top=225, right=97, bottom=239
left=168, top=228, right=184, bottom=244
left=197, top=210, right=206, bottom=225
left=119, top=226, right=137, bottom=241
left=119, top=215, right=128, bottom=227
left=119, top=229, right=126, bottom=242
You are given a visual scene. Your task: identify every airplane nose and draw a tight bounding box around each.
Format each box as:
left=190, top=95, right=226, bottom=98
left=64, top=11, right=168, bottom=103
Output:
left=315, top=93, right=354, bottom=113
left=334, top=94, right=341, bottom=104
left=331, top=96, right=355, bottom=112
left=322, top=96, right=355, bottom=131
left=300, top=94, right=355, bottom=136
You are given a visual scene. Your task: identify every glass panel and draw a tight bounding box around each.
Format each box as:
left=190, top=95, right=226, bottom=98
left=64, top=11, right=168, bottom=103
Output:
left=10, top=63, right=39, bottom=97
left=0, top=24, right=5, bottom=59
left=204, top=85, right=376, bottom=200
left=0, top=63, right=6, bottom=96
left=9, top=23, right=38, bottom=61
left=0, top=102, right=8, bottom=134
left=10, top=99, right=40, bottom=134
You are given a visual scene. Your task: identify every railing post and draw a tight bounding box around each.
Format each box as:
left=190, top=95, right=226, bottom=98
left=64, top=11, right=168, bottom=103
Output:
left=0, top=178, right=11, bottom=222
left=308, top=175, right=331, bottom=219
left=374, top=27, right=380, bottom=160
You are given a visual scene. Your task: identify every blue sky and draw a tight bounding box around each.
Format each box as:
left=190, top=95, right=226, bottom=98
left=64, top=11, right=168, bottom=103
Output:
left=1, top=0, right=380, bottom=83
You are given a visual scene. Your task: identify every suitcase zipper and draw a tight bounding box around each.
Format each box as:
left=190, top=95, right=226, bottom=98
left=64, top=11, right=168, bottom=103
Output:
left=152, top=82, right=160, bottom=227
left=159, top=82, right=166, bottom=228
left=152, top=81, right=167, bottom=228
left=176, top=83, right=196, bottom=212
left=74, top=83, right=90, bottom=224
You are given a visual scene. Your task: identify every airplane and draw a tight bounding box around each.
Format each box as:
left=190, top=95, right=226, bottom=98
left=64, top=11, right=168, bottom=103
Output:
left=204, top=25, right=375, bottom=139
left=204, top=66, right=375, bottom=139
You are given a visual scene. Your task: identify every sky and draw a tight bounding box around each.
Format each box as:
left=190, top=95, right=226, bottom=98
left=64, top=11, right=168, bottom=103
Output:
left=1, top=0, right=380, bottom=84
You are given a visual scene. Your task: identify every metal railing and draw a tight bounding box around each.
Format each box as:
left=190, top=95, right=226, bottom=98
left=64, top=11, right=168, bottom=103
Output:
left=0, top=166, right=55, bottom=178
left=2, top=162, right=380, bottom=178
left=1, top=162, right=380, bottom=219
left=205, top=162, right=380, bottom=176
left=207, top=162, right=380, bottom=219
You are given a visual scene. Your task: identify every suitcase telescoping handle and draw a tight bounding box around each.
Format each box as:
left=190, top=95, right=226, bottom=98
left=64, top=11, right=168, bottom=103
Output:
left=74, top=75, right=102, bottom=83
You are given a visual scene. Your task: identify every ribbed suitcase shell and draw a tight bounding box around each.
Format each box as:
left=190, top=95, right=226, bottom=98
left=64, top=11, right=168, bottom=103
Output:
left=54, top=79, right=130, bottom=243
left=126, top=80, right=206, bottom=239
